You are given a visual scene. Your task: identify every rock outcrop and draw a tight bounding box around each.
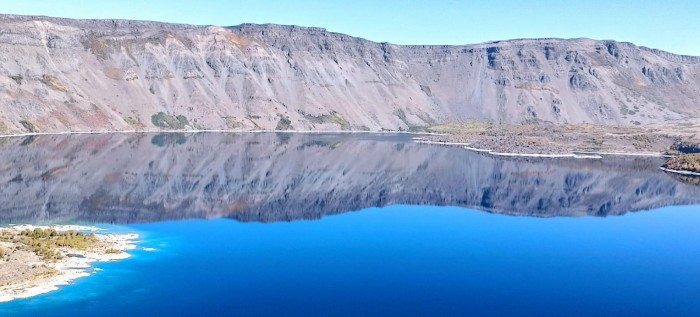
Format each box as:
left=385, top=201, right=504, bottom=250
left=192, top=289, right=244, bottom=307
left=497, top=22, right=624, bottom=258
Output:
left=1, top=15, right=699, bottom=134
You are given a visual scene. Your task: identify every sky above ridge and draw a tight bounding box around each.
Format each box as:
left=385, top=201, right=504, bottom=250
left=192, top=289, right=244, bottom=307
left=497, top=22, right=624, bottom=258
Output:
left=0, top=0, right=698, bottom=56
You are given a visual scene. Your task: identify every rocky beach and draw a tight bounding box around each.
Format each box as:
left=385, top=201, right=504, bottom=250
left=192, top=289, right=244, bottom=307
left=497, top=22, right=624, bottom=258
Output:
left=0, top=225, right=137, bottom=302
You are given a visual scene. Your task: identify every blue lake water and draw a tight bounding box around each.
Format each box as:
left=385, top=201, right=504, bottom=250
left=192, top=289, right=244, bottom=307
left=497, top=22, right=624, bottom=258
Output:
left=2, top=205, right=700, bottom=316
left=1, top=133, right=700, bottom=316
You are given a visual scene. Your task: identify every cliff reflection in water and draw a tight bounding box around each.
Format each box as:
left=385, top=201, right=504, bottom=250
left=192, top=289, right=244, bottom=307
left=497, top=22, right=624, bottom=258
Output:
left=0, top=132, right=698, bottom=225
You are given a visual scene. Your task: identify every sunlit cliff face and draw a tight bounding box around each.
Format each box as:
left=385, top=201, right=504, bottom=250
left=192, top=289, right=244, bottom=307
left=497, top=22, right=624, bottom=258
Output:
left=1, top=16, right=700, bottom=135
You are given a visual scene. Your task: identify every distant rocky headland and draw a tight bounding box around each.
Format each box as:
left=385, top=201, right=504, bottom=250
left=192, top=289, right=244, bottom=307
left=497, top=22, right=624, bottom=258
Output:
left=0, top=14, right=699, bottom=136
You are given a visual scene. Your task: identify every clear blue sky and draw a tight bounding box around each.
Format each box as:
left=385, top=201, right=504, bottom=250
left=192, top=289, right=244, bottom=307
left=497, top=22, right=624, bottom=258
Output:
left=1, top=0, right=698, bottom=55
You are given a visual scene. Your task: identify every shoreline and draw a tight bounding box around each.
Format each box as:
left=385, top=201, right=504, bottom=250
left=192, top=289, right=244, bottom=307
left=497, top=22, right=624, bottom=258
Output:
left=413, top=139, right=671, bottom=159
left=415, top=122, right=699, bottom=161
left=0, top=129, right=445, bottom=139
left=573, top=151, right=675, bottom=158
left=0, top=225, right=138, bottom=303
left=660, top=167, right=700, bottom=177
left=0, top=128, right=675, bottom=159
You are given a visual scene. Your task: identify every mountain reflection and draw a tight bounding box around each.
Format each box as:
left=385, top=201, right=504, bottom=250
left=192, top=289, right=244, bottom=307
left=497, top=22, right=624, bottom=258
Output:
left=0, top=132, right=698, bottom=225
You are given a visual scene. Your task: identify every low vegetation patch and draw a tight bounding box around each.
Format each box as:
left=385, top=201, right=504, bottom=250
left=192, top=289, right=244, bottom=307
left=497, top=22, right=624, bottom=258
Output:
left=19, top=120, right=39, bottom=133
left=301, top=111, right=352, bottom=130
left=0, top=228, right=97, bottom=261
left=427, top=122, right=492, bottom=134
left=224, top=117, right=244, bottom=129
left=105, top=248, right=122, bottom=254
left=0, top=121, right=9, bottom=134
left=151, top=112, right=190, bottom=129
left=663, top=154, right=700, bottom=173
left=124, top=116, right=143, bottom=127
left=276, top=116, right=293, bottom=130
left=38, top=75, right=69, bottom=92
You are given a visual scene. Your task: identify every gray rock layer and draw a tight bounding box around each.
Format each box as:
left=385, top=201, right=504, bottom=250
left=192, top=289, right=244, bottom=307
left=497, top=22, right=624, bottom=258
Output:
left=1, top=15, right=700, bottom=134
left=0, top=133, right=698, bottom=224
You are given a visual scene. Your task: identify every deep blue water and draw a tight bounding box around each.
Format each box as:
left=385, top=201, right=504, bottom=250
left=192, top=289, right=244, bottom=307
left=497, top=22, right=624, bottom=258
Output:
left=2, top=205, right=700, bottom=317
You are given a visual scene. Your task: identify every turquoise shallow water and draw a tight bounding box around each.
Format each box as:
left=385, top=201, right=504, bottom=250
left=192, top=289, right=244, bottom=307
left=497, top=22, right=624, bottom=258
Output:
left=2, top=204, right=700, bottom=317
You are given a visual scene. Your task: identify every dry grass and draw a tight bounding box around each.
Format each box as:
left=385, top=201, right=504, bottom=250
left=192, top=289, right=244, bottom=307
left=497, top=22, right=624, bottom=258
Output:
left=103, top=67, right=125, bottom=80
left=664, top=154, right=700, bottom=173
left=301, top=111, right=351, bottom=130
left=39, top=75, right=69, bottom=92
left=0, top=121, right=9, bottom=134
left=427, top=121, right=492, bottom=134
left=225, top=33, right=254, bottom=47
left=0, top=228, right=97, bottom=261
left=105, top=249, right=122, bottom=254
left=124, top=116, right=144, bottom=127
left=19, top=119, right=39, bottom=133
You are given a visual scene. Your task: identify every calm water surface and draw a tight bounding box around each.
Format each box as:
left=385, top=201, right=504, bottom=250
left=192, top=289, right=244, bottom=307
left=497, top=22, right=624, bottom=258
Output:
left=0, top=133, right=699, bottom=316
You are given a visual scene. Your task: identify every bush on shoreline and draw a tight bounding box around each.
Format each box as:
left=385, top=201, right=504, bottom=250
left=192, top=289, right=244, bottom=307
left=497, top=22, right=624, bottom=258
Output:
left=151, top=112, right=189, bottom=129
left=664, top=154, right=700, bottom=173
left=0, top=228, right=98, bottom=261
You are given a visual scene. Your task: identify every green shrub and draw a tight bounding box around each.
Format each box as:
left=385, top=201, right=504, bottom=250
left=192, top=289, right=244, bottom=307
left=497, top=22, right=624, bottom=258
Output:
left=151, top=112, right=190, bottom=129
left=300, top=111, right=351, bottom=130
left=124, top=116, right=142, bottom=127
left=1, top=228, right=98, bottom=261
left=276, top=116, right=293, bottom=130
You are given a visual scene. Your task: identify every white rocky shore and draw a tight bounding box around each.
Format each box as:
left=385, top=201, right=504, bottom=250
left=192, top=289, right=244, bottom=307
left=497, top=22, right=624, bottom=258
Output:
left=0, top=225, right=138, bottom=303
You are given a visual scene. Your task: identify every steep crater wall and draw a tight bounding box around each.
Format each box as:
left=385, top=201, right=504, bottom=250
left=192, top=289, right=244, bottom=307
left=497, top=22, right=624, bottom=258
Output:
left=0, top=15, right=699, bottom=134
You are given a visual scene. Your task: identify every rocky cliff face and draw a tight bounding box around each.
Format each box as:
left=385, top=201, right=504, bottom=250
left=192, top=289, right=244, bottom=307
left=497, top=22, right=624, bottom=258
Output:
left=0, top=133, right=697, bottom=224
left=0, top=15, right=699, bottom=134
